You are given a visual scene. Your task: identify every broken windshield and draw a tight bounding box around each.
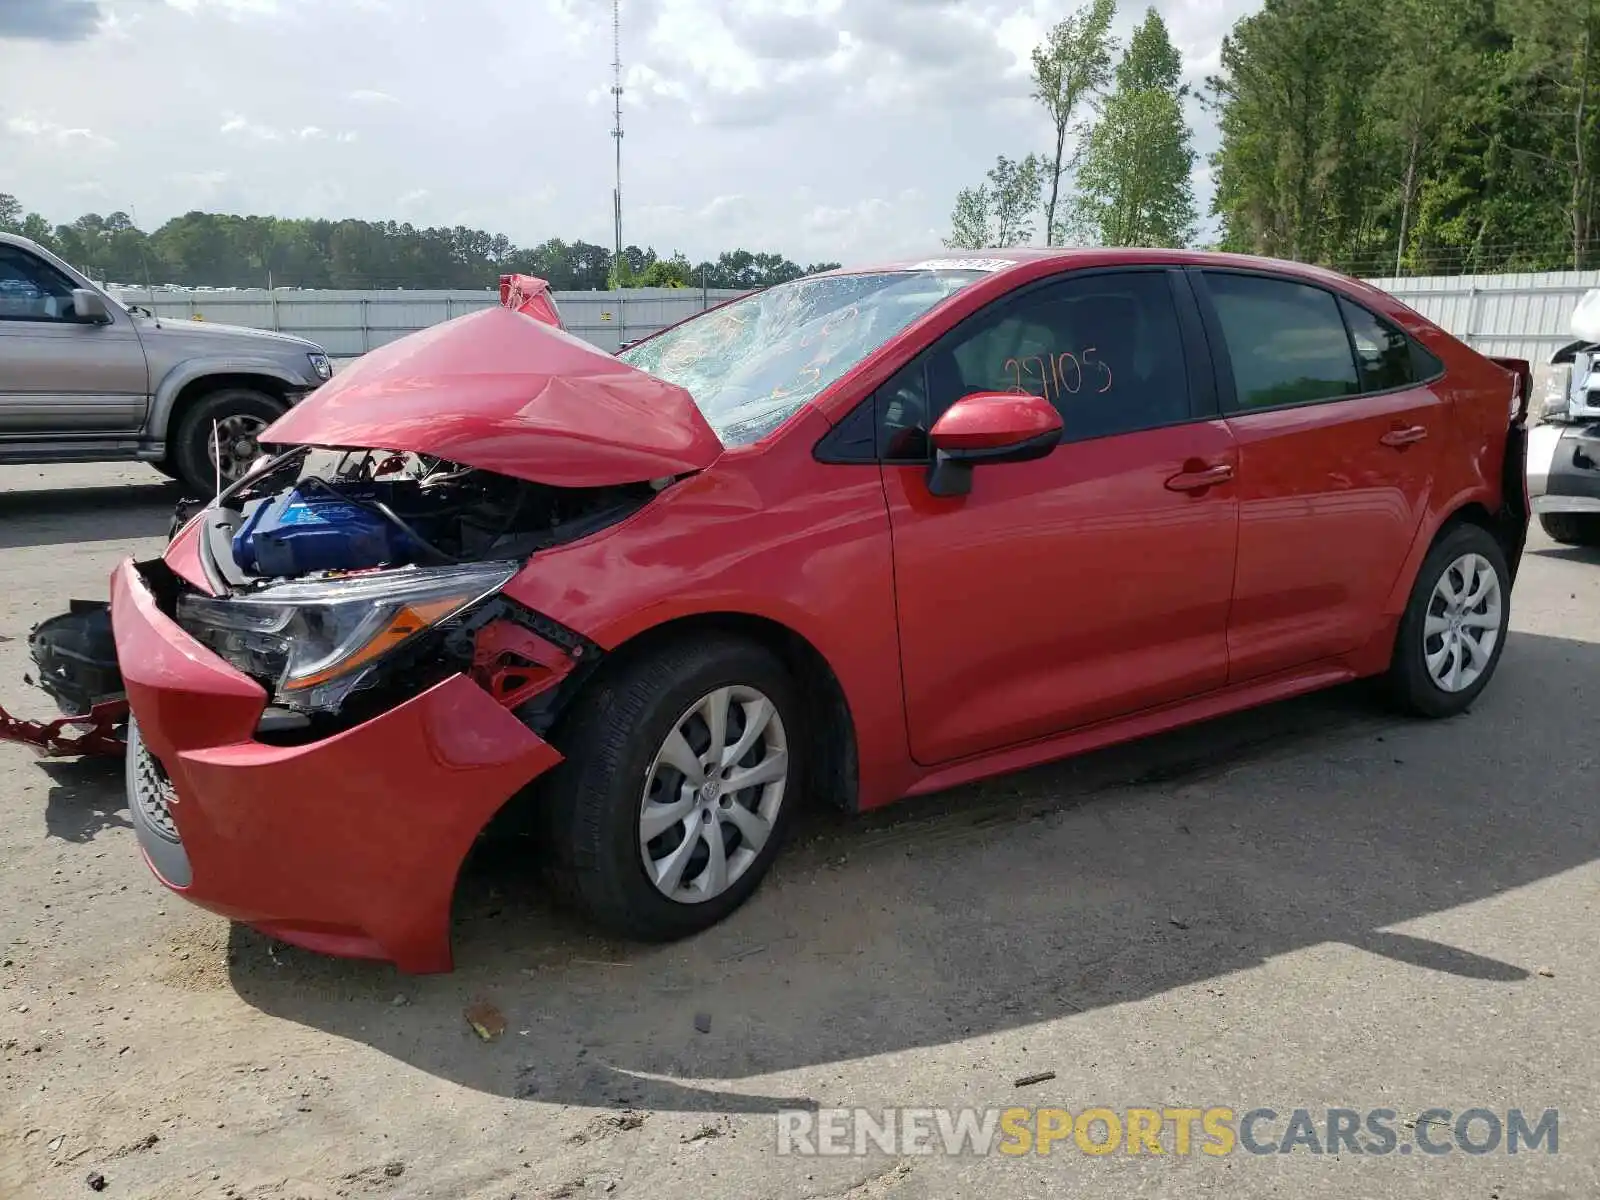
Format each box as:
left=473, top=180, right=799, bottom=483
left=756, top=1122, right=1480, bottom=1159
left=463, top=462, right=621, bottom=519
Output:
left=617, top=269, right=986, bottom=446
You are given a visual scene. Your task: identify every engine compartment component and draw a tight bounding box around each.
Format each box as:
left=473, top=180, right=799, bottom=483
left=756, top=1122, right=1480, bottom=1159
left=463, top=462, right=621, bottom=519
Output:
left=231, top=484, right=435, bottom=576
left=207, top=448, right=659, bottom=585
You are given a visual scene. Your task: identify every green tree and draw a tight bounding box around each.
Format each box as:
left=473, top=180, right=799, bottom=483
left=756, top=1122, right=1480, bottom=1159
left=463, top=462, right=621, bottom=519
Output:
left=1074, top=9, right=1196, bottom=247
left=1206, top=0, right=1389, bottom=269
left=1503, top=0, right=1600, bottom=268
left=0, top=194, right=829, bottom=291
left=1031, top=0, right=1118, bottom=245
left=944, top=154, right=1044, bottom=248
left=640, top=253, right=693, bottom=287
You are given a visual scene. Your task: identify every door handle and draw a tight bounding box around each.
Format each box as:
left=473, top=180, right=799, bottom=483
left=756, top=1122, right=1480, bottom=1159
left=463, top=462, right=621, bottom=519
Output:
left=1164, top=463, right=1235, bottom=493
left=1380, top=425, right=1428, bottom=448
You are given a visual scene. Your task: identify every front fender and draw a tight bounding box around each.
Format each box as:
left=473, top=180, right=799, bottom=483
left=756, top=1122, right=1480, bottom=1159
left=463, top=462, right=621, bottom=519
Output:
left=146, top=357, right=319, bottom=440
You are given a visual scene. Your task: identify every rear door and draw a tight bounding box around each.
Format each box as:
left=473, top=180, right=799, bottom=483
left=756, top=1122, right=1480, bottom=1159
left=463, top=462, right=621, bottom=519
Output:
left=1192, top=270, right=1445, bottom=683
left=0, top=244, right=149, bottom=437
left=880, top=267, right=1240, bottom=765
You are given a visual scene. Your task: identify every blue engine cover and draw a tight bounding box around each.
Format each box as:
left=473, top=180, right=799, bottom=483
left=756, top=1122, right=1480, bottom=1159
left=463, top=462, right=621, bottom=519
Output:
left=232, top=486, right=421, bottom=576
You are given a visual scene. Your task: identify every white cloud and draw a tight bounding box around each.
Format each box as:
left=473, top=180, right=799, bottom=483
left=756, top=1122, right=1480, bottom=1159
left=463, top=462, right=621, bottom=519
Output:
left=347, top=89, right=399, bottom=104
left=219, top=111, right=282, bottom=140
left=297, top=125, right=325, bottom=139
left=165, top=0, right=285, bottom=15
left=5, top=114, right=116, bottom=149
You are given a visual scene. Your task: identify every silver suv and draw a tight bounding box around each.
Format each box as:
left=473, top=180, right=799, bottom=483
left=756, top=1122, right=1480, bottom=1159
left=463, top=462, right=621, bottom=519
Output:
left=0, top=232, right=331, bottom=495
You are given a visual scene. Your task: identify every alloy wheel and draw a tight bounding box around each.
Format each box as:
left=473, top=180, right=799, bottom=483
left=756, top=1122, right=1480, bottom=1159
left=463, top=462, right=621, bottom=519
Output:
left=1423, top=551, right=1503, bottom=693
left=639, top=684, right=789, bottom=904
left=206, top=414, right=269, bottom=483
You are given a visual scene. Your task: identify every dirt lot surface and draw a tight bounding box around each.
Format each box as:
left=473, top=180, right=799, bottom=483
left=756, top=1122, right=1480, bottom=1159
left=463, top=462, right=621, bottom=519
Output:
left=3, top=462, right=1599, bottom=1199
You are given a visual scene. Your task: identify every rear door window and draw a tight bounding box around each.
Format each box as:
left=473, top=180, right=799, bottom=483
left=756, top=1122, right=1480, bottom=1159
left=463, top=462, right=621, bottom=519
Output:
left=1202, top=273, right=1361, bottom=411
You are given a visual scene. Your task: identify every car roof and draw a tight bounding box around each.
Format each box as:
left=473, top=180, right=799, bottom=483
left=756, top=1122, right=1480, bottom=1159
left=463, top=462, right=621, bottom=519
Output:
left=820, top=246, right=1361, bottom=289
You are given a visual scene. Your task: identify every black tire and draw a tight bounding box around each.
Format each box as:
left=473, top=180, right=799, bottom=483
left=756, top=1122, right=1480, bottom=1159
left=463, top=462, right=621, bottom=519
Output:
left=1538, top=511, right=1600, bottom=546
left=169, top=387, right=285, bottom=497
left=150, top=461, right=183, bottom=482
left=1387, top=523, right=1511, bottom=718
left=540, top=636, right=804, bottom=941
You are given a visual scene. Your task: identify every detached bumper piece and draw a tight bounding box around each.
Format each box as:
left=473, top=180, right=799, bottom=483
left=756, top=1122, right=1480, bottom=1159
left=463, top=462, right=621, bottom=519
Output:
left=0, top=601, right=128, bottom=758
left=110, top=558, right=563, bottom=973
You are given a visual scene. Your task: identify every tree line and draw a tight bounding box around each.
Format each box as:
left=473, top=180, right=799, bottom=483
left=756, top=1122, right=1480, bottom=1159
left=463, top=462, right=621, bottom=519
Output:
left=949, top=0, right=1598, bottom=278
left=0, top=196, right=840, bottom=292
left=1209, top=0, right=1598, bottom=276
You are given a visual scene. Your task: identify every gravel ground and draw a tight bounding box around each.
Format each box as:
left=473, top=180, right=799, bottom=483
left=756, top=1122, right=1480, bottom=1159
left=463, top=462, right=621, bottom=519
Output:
left=2, top=462, right=1599, bottom=1199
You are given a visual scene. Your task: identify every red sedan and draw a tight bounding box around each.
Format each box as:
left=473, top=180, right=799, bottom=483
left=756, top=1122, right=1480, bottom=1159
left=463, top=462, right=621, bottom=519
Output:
left=111, top=249, right=1531, bottom=972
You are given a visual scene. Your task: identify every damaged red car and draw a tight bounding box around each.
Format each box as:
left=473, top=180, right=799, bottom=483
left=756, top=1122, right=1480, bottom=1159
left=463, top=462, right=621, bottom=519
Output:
left=110, top=250, right=1531, bottom=973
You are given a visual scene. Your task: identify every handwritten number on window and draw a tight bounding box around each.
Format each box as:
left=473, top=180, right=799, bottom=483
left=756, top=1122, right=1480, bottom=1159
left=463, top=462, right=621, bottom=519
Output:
left=1003, top=349, right=1111, bottom=400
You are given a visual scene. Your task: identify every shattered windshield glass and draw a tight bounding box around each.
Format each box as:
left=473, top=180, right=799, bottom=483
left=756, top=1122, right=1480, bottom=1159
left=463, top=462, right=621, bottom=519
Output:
left=617, top=269, right=986, bottom=446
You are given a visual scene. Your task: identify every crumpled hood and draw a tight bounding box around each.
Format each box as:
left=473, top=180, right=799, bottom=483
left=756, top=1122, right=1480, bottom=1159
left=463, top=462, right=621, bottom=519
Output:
left=260, top=306, right=725, bottom=487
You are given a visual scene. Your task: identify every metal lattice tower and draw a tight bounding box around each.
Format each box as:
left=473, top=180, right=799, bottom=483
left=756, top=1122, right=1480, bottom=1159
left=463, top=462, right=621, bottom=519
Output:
left=611, top=0, right=624, bottom=282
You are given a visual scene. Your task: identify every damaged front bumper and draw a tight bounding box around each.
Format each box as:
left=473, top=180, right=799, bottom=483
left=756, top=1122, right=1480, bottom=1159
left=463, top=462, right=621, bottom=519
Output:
left=111, top=556, right=563, bottom=973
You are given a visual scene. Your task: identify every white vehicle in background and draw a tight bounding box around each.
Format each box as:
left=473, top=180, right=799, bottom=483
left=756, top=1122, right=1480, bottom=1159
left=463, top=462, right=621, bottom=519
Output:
left=1528, top=289, right=1600, bottom=546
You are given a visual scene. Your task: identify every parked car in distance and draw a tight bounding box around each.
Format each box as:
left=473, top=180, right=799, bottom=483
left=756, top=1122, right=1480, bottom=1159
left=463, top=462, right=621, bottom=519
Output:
left=1528, top=286, right=1600, bottom=546
left=0, top=231, right=332, bottom=495
left=111, top=248, right=1530, bottom=973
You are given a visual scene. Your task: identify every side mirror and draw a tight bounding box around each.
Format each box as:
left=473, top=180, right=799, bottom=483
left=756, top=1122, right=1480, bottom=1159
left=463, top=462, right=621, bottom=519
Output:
left=925, top=391, right=1062, bottom=497
left=71, top=288, right=110, bottom=324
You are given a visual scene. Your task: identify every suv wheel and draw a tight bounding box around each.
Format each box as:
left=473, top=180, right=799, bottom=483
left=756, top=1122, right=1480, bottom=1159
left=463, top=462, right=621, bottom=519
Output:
left=1538, top=511, right=1600, bottom=546
left=1387, top=523, right=1511, bottom=718
left=541, top=636, right=803, bottom=940
left=169, top=388, right=285, bottom=496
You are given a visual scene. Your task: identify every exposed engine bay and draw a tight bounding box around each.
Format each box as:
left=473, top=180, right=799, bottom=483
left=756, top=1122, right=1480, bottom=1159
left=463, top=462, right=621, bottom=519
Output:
left=2, top=447, right=650, bottom=757
left=154, top=446, right=640, bottom=741
left=199, top=447, right=658, bottom=587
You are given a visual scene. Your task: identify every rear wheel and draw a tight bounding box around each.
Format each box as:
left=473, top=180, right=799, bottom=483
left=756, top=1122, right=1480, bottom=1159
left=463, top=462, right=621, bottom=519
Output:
left=540, top=636, right=803, bottom=940
left=1387, top=523, right=1511, bottom=718
left=1538, top=511, right=1600, bottom=546
left=169, top=388, right=285, bottom=497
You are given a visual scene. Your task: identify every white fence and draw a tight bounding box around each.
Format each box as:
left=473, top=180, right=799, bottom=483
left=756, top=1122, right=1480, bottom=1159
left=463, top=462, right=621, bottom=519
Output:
left=112, top=271, right=1597, bottom=367
left=1366, top=272, right=1597, bottom=365
left=108, top=286, right=750, bottom=356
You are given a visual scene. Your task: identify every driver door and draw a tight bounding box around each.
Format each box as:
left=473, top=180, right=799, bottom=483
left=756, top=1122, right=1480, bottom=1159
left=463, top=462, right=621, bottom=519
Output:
left=0, top=244, right=149, bottom=436
left=880, top=268, right=1240, bottom=765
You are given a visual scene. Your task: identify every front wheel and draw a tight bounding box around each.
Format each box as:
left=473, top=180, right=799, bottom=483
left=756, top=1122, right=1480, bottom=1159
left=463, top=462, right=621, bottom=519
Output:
left=1538, top=511, right=1600, bottom=546
left=1387, top=523, right=1511, bottom=718
left=540, top=636, right=803, bottom=940
left=169, top=388, right=286, bottom=497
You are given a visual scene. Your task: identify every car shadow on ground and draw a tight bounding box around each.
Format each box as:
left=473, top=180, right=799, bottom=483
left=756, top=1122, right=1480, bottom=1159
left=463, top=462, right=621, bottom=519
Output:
left=217, top=630, right=1591, bottom=1114
left=0, top=480, right=185, bottom=550
left=39, top=756, right=132, bottom=843
left=1529, top=542, right=1600, bottom=566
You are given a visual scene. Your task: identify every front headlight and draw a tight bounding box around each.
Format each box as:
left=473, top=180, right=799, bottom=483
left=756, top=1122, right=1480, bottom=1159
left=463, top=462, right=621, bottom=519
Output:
left=1541, top=363, right=1573, bottom=420
left=307, top=352, right=333, bottom=381
left=175, top=561, right=518, bottom=714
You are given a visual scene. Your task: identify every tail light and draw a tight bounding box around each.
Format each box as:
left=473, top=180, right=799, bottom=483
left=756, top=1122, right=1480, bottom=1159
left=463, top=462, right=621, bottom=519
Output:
left=1488, top=356, right=1532, bottom=423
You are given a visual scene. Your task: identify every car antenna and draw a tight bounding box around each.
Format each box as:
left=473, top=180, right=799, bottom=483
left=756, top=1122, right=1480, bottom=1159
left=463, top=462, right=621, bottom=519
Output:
left=130, top=204, right=161, bottom=327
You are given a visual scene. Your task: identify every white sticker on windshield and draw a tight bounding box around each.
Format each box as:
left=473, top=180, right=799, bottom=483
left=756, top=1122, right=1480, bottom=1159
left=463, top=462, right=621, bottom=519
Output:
left=908, top=258, right=1014, bottom=272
